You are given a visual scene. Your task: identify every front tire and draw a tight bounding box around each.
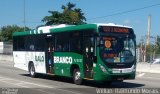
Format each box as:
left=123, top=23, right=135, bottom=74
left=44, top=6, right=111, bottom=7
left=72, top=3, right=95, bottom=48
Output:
left=29, top=63, right=36, bottom=78
left=73, top=69, right=83, bottom=85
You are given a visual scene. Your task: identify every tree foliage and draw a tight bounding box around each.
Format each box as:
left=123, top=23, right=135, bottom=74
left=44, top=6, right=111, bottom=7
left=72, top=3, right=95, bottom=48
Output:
left=0, top=25, right=30, bottom=41
left=42, top=2, right=86, bottom=25
left=155, top=36, right=160, bottom=54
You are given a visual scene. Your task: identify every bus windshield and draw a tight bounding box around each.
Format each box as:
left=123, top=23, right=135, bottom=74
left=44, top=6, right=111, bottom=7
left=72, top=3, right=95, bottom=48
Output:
left=99, top=35, right=136, bottom=63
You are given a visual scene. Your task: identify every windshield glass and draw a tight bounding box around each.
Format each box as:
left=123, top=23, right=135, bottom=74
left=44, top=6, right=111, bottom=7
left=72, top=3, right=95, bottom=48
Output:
left=100, top=35, right=136, bottom=63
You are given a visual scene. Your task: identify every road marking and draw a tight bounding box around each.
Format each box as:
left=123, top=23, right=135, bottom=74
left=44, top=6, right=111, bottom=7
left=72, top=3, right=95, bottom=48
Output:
left=0, top=76, right=54, bottom=88
left=138, top=76, right=160, bottom=80
left=56, top=88, right=83, bottom=94
left=136, top=73, right=145, bottom=77
left=35, top=89, right=56, bottom=94
left=0, top=79, right=29, bottom=88
left=136, top=73, right=160, bottom=80
left=0, top=75, right=84, bottom=94
left=0, top=77, right=29, bottom=88
left=16, top=80, right=54, bottom=88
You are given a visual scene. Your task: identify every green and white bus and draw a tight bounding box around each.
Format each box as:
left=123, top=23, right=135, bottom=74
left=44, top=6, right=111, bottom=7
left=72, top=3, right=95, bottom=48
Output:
left=13, top=23, right=136, bottom=85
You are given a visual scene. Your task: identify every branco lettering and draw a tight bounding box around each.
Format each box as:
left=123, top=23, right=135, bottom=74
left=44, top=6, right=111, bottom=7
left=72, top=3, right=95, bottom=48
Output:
left=54, top=56, right=72, bottom=64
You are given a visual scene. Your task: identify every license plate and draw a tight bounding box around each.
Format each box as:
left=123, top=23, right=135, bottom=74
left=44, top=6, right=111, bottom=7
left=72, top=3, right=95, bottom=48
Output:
left=112, top=69, right=121, bottom=73
left=122, top=69, right=132, bottom=73
left=112, top=69, right=132, bottom=73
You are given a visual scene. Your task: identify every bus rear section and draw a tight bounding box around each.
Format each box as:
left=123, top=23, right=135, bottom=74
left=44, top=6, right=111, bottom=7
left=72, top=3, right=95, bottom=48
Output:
left=94, top=25, right=136, bottom=82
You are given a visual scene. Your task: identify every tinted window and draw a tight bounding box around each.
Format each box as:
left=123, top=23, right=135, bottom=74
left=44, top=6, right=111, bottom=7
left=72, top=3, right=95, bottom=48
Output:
left=13, top=34, right=45, bottom=51
left=55, top=33, right=70, bottom=52
left=13, top=36, right=25, bottom=51
left=70, top=32, right=82, bottom=53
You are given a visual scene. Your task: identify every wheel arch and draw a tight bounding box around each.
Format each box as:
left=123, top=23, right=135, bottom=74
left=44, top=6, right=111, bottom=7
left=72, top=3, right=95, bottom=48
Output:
left=70, top=64, right=80, bottom=77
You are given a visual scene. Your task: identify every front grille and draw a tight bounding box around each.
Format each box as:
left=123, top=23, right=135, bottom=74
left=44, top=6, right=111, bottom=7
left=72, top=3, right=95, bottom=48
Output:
left=104, top=63, right=133, bottom=68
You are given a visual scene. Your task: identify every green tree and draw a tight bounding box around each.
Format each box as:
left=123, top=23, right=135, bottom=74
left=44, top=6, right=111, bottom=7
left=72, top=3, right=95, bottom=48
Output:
left=0, top=25, right=30, bottom=41
left=42, top=2, right=86, bottom=25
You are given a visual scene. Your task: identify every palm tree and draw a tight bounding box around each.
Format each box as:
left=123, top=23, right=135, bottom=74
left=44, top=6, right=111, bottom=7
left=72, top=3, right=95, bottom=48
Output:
left=42, top=2, right=86, bottom=25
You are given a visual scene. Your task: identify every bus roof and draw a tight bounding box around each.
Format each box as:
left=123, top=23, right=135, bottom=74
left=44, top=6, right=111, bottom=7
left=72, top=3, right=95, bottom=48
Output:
left=13, top=24, right=97, bottom=36
left=50, top=24, right=97, bottom=33
left=13, top=23, right=133, bottom=36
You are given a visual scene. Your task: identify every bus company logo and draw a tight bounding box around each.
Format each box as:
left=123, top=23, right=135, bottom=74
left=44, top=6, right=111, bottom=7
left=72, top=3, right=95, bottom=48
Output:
left=35, top=55, right=44, bottom=62
left=54, top=56, right=72, bottom=64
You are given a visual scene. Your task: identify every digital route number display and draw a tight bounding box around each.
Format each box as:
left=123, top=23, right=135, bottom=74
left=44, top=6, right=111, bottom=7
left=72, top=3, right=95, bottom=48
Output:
left=100, top=26, right=130, bottom=33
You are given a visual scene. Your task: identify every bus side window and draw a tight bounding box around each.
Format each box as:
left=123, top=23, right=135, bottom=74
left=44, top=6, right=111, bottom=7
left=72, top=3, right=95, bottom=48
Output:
left=15, top=36, right=25, bottom=51
left=56, top=45, right=62, bottom=51
left=55, top=33, right=69, bottom=52
left=70, top=38, right=82, bottom=53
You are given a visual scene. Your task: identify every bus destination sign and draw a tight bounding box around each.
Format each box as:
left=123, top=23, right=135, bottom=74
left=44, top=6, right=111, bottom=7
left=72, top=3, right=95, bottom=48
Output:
left=101, top=26, right=129, bottom=33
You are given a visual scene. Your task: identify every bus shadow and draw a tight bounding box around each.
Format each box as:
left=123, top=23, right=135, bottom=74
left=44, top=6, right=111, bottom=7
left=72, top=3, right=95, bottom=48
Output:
left=20, top=74, right=145, bottom=88
left=84, top=81, right=145, bottom=88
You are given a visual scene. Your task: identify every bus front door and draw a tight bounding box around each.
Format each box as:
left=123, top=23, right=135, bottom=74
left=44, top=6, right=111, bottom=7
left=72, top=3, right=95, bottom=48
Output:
left=45, top=37, right=54, bottom=74
left=83, top=37, right=94, bottom=79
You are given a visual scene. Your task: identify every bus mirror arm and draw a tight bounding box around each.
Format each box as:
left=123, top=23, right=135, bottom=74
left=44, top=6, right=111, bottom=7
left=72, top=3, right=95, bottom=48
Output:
left=93, top=56, right=97, bottom=62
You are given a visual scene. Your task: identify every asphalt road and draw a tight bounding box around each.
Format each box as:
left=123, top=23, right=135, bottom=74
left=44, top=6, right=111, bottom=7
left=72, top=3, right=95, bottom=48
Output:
left=0, top=60, right=160, bottom=94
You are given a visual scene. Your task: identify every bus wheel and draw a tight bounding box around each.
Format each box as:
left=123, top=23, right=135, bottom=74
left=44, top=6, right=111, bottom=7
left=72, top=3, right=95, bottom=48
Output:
left=29, top=63, right=36, bottom=78
left=73, top=69, right=82, bottom=85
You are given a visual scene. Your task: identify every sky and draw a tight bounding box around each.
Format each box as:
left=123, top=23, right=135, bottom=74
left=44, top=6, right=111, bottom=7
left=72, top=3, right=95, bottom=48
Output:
left=0, top=0, right=160, bottom=43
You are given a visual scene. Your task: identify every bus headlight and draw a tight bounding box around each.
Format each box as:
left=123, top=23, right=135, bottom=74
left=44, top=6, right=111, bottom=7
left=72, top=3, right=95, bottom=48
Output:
left=99, top=64, right=107, bottom=73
